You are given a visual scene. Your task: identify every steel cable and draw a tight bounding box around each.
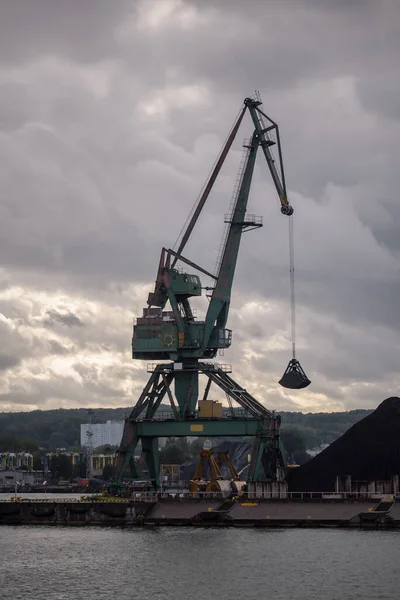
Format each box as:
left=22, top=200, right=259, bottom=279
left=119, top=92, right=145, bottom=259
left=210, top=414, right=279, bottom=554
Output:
left=289, top=214, right=296, bottom=359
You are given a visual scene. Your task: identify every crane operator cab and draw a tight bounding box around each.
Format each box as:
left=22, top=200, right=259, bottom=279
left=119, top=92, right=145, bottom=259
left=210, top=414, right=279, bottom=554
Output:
left=279, top=358, right=311, bottom=390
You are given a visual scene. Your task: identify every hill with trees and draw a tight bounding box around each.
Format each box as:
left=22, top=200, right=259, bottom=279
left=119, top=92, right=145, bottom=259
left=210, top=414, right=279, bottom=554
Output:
left=0, top=405, right=373, bottom=456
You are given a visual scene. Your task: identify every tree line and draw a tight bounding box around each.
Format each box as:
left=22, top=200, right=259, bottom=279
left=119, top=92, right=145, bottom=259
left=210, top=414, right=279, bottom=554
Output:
left=0, top=405, right=372, bottom=458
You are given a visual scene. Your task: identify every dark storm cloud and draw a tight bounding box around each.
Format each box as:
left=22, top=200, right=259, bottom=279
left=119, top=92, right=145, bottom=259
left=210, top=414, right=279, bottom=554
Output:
left=0, top=103, right=160, bottom=285
left=0, top=82, right=33, bottom=132
left=0, top=0, right=399, bottom=411
left=48, top=340, right=70, bottom=356
left=45, top=309, right=84, bottom=328
left=357, top=77, right=400, bottom=122
left=0, top=353, right=20, bottom=371
left=0, top=0, right=133, bottom=65
left=182, top=0, right=398, bottom=86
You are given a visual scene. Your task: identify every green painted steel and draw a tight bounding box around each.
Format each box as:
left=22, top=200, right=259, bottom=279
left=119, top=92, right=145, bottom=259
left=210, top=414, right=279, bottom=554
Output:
left=142, top=437, right=160, bottom=484
left=174, top=367, right=199, bottom=416
left=169, top=273, right=201, bottom=297
left=203, top=132, right=260, bottom=349
left=133, top=418, right=265, bottom=438
left=133, top=322, right=232, bottom=361
left=116, top=416, right=281, bottom=487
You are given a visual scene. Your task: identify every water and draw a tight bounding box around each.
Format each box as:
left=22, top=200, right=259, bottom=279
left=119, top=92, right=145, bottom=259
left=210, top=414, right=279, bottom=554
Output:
left=0, top=527, right=399, bottom=600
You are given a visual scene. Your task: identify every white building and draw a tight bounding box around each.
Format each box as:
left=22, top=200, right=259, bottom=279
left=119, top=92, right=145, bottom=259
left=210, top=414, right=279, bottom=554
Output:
left=80, top=420, right=125, bottom=449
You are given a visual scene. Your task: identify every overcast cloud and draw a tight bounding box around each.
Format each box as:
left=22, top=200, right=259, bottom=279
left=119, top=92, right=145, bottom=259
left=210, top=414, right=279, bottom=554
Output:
left=0, top=0, right=399, bottom=414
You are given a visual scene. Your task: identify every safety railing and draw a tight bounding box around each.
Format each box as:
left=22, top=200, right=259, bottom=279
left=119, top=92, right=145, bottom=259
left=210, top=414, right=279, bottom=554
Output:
left=138, top=408, right=256, bottom=421
left=243, top=491, right=399, bottom=501
left=118, top=491, right=399, bottom=502
left=201, top=362, right=232, bottom=373
left=0, top=491, right=398, bottom=503
left=136, top=491, right=399, bottom=502
left=151, top=411, right=175, bottom=420
left=224, top=213, right=263, bottom=226
left=147, top=363, right=172, bottom=373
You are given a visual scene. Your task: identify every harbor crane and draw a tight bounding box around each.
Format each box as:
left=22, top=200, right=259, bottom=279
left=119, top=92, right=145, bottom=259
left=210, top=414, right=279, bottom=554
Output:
left=113, top=93, right=310, bottom=490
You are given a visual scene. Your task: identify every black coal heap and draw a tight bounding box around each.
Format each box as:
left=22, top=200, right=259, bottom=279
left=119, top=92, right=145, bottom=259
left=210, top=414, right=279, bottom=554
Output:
left=287, top=397, right=400, bottom=492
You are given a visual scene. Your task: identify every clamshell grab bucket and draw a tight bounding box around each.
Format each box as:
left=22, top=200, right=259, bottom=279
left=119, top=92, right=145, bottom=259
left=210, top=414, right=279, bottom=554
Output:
left=279, top=358, right=311, bottom=390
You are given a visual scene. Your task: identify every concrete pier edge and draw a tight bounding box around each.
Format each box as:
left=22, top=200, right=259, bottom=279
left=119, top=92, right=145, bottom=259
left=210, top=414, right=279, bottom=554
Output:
left=1, top=496, right=399, bottom=528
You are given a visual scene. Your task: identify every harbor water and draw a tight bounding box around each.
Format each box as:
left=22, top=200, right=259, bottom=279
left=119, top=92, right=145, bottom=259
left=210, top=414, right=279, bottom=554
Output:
left=0, top=526, right=398, bottom=600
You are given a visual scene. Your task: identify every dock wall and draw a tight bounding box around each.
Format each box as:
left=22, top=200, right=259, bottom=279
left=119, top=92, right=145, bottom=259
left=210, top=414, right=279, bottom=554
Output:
left=1, top=496, right=400, bottom=528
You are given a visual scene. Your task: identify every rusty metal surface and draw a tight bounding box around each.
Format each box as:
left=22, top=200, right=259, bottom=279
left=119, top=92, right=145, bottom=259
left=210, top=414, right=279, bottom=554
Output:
left=228, top=501, right=376, bottom=521
left=388, top=503, right=400, bottom=521
left=147, top=501, right=221, bottom=520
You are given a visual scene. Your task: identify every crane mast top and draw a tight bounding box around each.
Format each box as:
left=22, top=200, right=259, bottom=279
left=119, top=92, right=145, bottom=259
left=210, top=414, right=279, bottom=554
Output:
left=244, top=97, right=293, bottom=217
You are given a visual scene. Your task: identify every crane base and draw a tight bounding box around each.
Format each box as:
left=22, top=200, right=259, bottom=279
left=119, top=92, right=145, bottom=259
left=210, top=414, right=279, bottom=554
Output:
left=114, top=362, right=286, bottom=488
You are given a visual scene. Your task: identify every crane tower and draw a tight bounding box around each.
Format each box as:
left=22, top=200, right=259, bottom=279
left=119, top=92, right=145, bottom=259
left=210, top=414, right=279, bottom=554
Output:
left=113, top=93, right=310, bottom=490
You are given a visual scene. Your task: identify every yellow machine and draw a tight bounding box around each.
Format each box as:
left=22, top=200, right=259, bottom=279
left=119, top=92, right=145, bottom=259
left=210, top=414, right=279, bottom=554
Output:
left=198, top=400, right=223, bottom=419
left=188, top=448, right=246, bottom=497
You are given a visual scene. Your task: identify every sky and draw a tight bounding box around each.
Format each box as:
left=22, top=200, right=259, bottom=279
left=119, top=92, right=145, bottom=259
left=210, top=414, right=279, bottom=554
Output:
left=0, top=0, right=399, bottom=414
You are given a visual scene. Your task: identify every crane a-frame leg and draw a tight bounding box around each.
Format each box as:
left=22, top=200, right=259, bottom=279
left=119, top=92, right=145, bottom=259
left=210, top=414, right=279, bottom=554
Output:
left=115, top=362, right=285, bottom=489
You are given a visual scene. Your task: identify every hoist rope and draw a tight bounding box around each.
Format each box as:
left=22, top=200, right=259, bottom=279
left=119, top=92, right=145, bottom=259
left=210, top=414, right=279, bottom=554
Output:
left=289, top=214, right=296, bottom=360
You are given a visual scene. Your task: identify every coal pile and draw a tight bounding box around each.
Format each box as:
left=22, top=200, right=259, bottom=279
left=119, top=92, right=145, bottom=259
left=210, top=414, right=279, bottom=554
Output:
left=287, top=397, right=400, bottom=492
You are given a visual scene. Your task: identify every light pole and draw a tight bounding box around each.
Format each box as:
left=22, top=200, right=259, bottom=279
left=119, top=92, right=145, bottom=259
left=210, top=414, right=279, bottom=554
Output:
left=86, top=409, right=94, bottom=480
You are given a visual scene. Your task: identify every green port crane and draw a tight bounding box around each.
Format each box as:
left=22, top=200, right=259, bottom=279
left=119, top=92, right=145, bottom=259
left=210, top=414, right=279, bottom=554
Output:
left=113, top=94, right=310, bottom=490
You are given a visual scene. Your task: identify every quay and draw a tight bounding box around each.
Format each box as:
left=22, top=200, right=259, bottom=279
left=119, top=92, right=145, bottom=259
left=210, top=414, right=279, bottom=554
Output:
left=1, top=494, right=400, bottom=528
